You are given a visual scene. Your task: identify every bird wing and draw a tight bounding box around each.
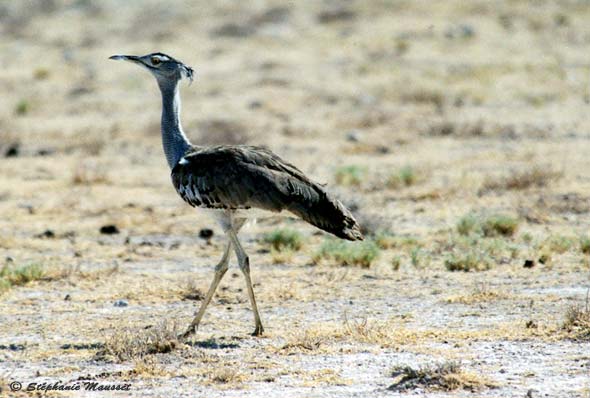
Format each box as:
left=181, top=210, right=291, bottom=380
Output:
left=171, top=145, right=363, bottom=240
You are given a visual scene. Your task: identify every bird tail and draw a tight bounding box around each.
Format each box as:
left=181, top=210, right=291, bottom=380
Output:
left=287, top=186, right=363, bottom=241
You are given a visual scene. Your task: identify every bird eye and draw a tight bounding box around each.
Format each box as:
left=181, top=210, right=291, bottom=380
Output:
left=151, top=57, right=161, bottom=65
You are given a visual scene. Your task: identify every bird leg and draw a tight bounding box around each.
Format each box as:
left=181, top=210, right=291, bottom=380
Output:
left=228, top=228, right=264, bottom=336
left=180, top=240, right=232, bottom=340
left=180, top=218, right=246, bottom=340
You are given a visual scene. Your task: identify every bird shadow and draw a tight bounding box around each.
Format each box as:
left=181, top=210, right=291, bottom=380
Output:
left=183, top=337, right=240, bottom=349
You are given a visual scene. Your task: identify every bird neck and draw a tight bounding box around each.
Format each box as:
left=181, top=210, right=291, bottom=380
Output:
left=157, top=79, right=191, bottom=169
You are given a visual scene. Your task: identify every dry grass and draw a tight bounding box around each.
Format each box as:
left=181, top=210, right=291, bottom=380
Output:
left=132, top=356, right=169, bottom=378
left=479, top=165, right=562, bottom=194
left=389, top=361, right=497, bottom=392
left=209, top=367, right=247, bottom=385
left=98, top=321, right=179, bottom=362
left=445, top=284, right=511, bottom=304
left=279, top=329, right=326, bottom=353
left=562, top=294, right=590, bottom=341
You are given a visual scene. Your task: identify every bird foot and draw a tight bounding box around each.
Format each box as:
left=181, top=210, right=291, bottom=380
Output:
left=179, top=325, right=197, bottom=341
left=251, top=324, right=264, bottom=337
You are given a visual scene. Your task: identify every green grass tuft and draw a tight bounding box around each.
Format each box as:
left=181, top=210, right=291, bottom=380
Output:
left=0, top=263, right=44, bottom=293
left=335, top=165, right=365, bottom=186
left=580, top=236, right=590, bottom=255
left=445, top=250, right=493, bottom=272
left=263, top=228, right=304, bottom=251
left=456, top=213, right=479, bottom=236
left=314, top=239, right=380, bottom=268
left=15, top=99, right=30, bottom=115
left=481, top=215, right=519, bottom=237
left=456, top=213, right=519, bottom=237
left=544, top=234, right=576, bottom=254
left=388, top=165, right=420, bottom=188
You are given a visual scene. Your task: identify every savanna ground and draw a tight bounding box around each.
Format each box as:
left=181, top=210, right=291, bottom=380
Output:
left=1, top=0, right=590, bottom=397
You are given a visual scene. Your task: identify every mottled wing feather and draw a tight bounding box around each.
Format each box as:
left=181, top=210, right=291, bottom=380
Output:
left=171, top=145, right=363, bottom=240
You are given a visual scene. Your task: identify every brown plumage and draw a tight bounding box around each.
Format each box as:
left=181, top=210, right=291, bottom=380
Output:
left=172, top=145, right=363, bottom=241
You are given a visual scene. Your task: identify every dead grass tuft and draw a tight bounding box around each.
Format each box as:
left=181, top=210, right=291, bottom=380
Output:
left=480, top=165, right=561, bottom=194
left=99, top=321, right=179, bottom=361
left=132, top=356, right=169, bottom=377
left=562, top=294, right=590, bottom=341
left=389, top=361, right=497, bottom=392
left=445, top=284, right=510, bottom=304
left=280, top=330, right=326, bottom=353
left=210, top=367, right=246, bottom=384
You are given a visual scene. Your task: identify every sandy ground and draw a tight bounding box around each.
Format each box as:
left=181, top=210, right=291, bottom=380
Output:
left=1, top=1, right=590, bottom=397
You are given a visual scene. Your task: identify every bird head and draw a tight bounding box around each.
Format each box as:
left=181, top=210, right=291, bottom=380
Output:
left=109, top=52, right=194, bottom=84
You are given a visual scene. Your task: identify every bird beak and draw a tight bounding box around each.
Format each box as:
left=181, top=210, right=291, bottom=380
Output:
left=109, top=55, right=141, bottom=63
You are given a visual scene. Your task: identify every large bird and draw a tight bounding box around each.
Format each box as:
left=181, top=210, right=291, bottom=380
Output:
left=110, top=52, right=362, bottom=337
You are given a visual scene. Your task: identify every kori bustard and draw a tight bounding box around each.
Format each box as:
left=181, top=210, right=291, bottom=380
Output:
left=110, top=52, right=362, bottom=337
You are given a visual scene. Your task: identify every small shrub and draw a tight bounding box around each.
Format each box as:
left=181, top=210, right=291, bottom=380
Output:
left=544, top=234, right=576, bottom=254
left=410, top=247, right=428, bottom=268
left=580, top=236, right=590, bottom=255
left=521, top=233, right=533, bottom=244
left=263, top=228, right=303, bottom=251
left=391, top=256, right=402, bottom=271
left=34, top=68, right=50, bottom=80
left=387, top=166, right=421, bottom=188
left=270, top=248, right=295, bottom=264
left=445, top=251, right=492, bottom=272
left=335, top=165, right=365, bottom=186
left=15, top=100, right=29, bottom=115
left=374, top=232, right=397, bottom=249
left=0, top=263, right=44, bottom=292
left=314, top=239, right=380, bottom=268
left=456, top=213, right=479, bottom=236
left=481, top=215, right=519, bottom=237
